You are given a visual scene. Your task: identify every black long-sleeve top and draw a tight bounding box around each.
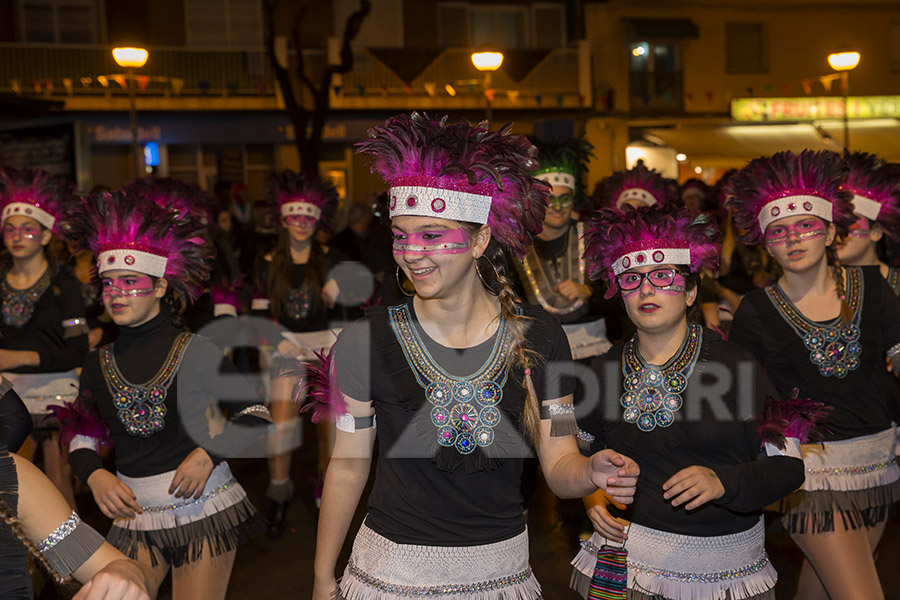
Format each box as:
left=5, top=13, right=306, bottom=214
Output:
left=69, top=308, right=269, bottom=483
left=0, top=268, right=88, bottom=373
left=580, top=327, right=805, bottom=537
left=730, top=266, right=900, bottom=440
left=0, top=380, right=31, bottom=452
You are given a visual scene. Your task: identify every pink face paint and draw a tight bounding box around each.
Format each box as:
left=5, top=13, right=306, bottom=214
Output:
left=283, top=214, right=317, bottom=227
left=392, top=228, right=470, bottom=255
left=618, top=269, right=686, bottom=297
left=2, top=224, right=41, bottom=240
left=847, top=219, right=872, bottom=239
left=764, top=218, right=826, bottom=246
left=101, top=275, right=156, bottom=300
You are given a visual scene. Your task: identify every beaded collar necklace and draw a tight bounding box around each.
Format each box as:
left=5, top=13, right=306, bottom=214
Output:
left=388, top=303, right=513, bottom=455
left=764, top=267, right=862, bottom=378
left=100, top=332, right=193, bottom=437
left=520, top=222, right=586, bottom=315
left=620, top=323, right=702, bottom=431
left=1, top=268, right=51, bottom=327
left=887, top=267, right=900, bottom=297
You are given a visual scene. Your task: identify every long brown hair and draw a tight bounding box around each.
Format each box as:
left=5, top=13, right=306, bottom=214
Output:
left=0, top=496, right=66, bottom=584
left=267, top=228, right=328, bottom=321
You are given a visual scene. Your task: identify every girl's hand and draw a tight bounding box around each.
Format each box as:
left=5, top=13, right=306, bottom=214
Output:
left=322, top=279, right=340, bottom=309
left=276, top=339, right=303, bottom=359
left=169, top=448, right=215, bottom=499
left=589, top=450, right=639, bottom=505
left=87, top=470, right=141, bottom=520
left=583, top=490, right=629, bottom=544
left=312, top=576, right=341, bottom=600
left=72, top=559, right=152, bottom=600
left=663, top=466, right=725, bottom=510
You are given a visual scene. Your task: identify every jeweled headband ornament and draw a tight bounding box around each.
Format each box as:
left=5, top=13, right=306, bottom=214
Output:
left=727, top=150, right=855, bottom=245
left=583, top=204, right=720, bottom=298
left=0, top=167, right=74, bottom=236
left=356, top=112, right=549, bottom=259
left=68, top=190, right=212, bottom=310
left=841, top=150, right=900, bottom=236
left=601, top=160, right=674, bottom=209
left=531, top=135, right=594, bottom=207
left=267, top=170, right=338, bottom=230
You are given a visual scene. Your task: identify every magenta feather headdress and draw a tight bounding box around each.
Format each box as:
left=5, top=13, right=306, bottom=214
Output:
left=355, top=112, right=548, bottom=259
left=727, top=150, right=855, bottom=245
left=123, top=177, right=215, bottom=224
left=756, top=388, right=831, bottom=450
left=267, top=170, right=338, bottom=231
left=841, top=151, right=900, bottom=238
left=711, top=169, right=738, bottom=211
left=46, top=390, right=113, bottom=453
left=289, top=347, right=347, bottom=424
left=0, top=167, right=75, bottom=238
left=584, top=204, right=721, bottom=299
left=210, top=276, right=242, bottom=316
left=600, top=160, right=674, bottom=209
left=68, top=190, right=212, bottom=311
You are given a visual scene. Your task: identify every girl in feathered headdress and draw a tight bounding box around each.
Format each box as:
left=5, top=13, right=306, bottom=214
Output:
left=308, top=113, right=639, bottom=600
left=0, top=167, right=88, bottom=508
left=728, top=150, right=900, bottom=600
left=59, top=188, right=271, bottom=599
left=572, top=203, right=810, bottom=600
left=835, top=151, right=900, bottom=294
left=253, top=170, right=341, bottom=538
left=600, top=160, right=675, bottom=209
left=513, top=135, right=611, bottom=360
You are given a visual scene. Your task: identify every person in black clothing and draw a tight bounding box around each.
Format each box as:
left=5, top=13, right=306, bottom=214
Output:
left=255, top=170, right=340, bottom=537
left=311, top=113, right=639, bottom=600
left=0, top=378, right=31, bottom=452
left=0, top=167, right=88, bottom=509
left=59, top=189, right=271, bottom=600
left=570, top=204, right=806, bottom=600
left=728, top=150, right=900, bottom=600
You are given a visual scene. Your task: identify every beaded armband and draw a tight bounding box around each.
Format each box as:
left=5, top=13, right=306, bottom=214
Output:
left=539, top=402, right=579, bottom=437
left=61, top=317, right=89, bottom=339
left=38, top=512, right=105, bottom=578
left=887, top=343, right=900, bottom=359
left=336, top=412, right=376, bottom=434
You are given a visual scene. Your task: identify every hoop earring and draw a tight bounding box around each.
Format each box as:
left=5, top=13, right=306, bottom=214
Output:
left=395, top=266, right=415, bottom=297
left=475, top=255, right=502, bottom=296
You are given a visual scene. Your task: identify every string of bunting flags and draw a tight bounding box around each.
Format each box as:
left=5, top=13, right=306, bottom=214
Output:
left=7, top=76, right=269, bottom=97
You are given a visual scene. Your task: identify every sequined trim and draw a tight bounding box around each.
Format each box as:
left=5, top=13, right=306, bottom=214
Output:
left=287, top=285, right=311, bottom=321
left=140, top=477, right=238, bottom=513
left=388, top=303, right=513, bottom=455
left=577, top=429, right=595, bottom=445
left=579, top=538, right=770, bottom=584
left=888, top=267, right=900, bottom=297
left=61, top=317, right=87, bottom=327
left=37, top=512, right=80, bottom=552
left=620, top=324, right=702, bottom=432
left=346, top=559, right=533, bottom=597
left=807, top=460, right=895, bottom=476
left=887, top=343, right=900, bottom=359
left=547, top=403, right=575, bottom=415
left=232, top=404, right=271, bottom=420
left=765, top=267, right=863, bottom=378
left=519, top=222, right=586, bottom=315
left=1, top=269, right=51, bottom=327
left=101, top=333, right=193, bottom=437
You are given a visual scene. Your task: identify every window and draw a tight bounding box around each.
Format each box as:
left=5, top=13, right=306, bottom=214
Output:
left=437, top=2, right=566, bottom=49
left=629, top=41, right=683, bottom=111
left=533, top=4, right=565, bottom=49
left=471, top=6, right=526, bottom=49
left=185, top=0, right=263, bottom=48
left=19, top=0, right=96, bottom=43
left=726, top=22, right=768, bottom=74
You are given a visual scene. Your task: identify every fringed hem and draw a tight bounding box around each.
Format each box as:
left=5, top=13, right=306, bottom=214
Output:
left=778, top=478, right=900, bottom=534
left=107, top=497, right=263, bottom=567
left=569, top=560, right=591, bottom=598
left=340, top=563, right=542, bottom=600
left=549, top=413, right=578, bottom=438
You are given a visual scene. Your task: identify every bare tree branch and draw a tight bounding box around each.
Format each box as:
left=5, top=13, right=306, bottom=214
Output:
left=325, top=0, right=372, bottom=79
left=262, top=0, right=304, bottom=118
left=291, top=7, right=317, bottom=96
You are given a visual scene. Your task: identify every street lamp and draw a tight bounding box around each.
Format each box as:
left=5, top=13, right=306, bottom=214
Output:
left=471, top=51, right=503, bottom=125
left=112, top=47, right=149, bottom=178
left=827, top=51, right=860, bottom=150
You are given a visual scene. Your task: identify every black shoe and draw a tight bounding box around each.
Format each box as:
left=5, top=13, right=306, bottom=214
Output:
left=266, top=501, right=289, bottom=539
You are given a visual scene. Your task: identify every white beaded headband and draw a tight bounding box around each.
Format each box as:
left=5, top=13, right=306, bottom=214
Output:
left=756, top=195, right=833, bottom=232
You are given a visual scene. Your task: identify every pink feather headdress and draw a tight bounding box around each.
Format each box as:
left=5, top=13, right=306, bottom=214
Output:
left=727, top=150, right=855, bottom=245
left=584, top=204, right=721, bottom=298
left=68, top=190, right=212, bottom=311
left=123, top=177, right=215, bottom=224
left=267, top=170, right=338, bottom=230
left=756, top=388, right=831, bottom=450
left=355, top=112, right=549, bottom=259
left=600, top=160, right=674, bottom=209
left=841, top=151, right=900, bottom=238
left=0, top=167, right=75, bottom=237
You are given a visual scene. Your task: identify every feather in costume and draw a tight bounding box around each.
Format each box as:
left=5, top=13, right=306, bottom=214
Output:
left=356, top=112, right=549, bottom=259
left=841, top=150, right=900, bottom=239
left=600, top=160, right=674, bottom=209
left=123, top=177, right=215, bottom=224
left=0, top=167, right=76, bottom=238
left=46, top=390, right=113, bottom=453
left=583, top=204, right=721, bottom=298
left=531, top=135, right=594, bottom=208
left=756, top=388, right=831, bottom=450
left=68, top=190, right=212, bottom=312
left=266, top=170, right=339, bottom=231
left=726, top=150, right=855, bottom=245
left=289, top=347, right=347, bottom=423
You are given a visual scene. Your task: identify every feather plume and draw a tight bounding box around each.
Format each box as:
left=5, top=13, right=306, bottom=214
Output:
left=0, top=167, right=77, bottom=238
left=841, top=150, right=900, bottom=239
left=531, top=135, right=594, bottom=208
left=289, top=347, right=347, bottom=423
left=756, top=388, right=831, bottom=449
left=123, top=177, right=215, bottom=224
left=266, top=170, right=339, bottom=232
left=599, top=160, right=675, bottom=208
left=46, top=390, right=112, bottom=453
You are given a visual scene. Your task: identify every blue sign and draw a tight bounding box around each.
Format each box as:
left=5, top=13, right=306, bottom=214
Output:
left=144, top=141, right=160, bottom=167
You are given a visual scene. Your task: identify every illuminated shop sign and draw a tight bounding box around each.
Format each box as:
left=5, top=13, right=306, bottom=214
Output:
left=731, top=96, right=900, bottom=122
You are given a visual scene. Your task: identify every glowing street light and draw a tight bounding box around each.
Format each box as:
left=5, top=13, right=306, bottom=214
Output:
left=471, top=51, right=504, bottom=124
left=827, top=51, right=860, bottom=149
left=112, top=46, right=149, bottom=178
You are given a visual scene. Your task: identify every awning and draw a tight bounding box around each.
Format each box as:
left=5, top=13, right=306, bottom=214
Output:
left=622, top=19, right=699, bottom=40
left=640, top=119, right=900, bottom=164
